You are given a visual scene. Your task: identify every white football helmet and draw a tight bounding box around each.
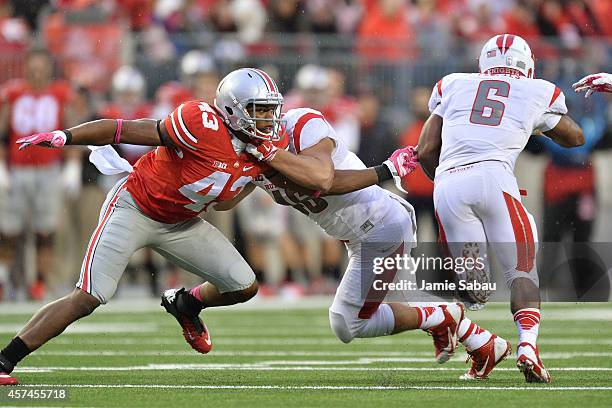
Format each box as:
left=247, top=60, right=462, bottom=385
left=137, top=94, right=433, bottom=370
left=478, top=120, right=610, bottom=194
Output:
left=214, top=68, right=284, bottom=141
left=478, top=34, right=535, bottom=78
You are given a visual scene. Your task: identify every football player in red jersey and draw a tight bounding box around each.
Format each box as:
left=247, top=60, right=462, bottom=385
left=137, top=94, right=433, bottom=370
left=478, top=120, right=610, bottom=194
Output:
left=0, top=48, right=78, bottom=301
left=0, top=68, right=295, bottom=385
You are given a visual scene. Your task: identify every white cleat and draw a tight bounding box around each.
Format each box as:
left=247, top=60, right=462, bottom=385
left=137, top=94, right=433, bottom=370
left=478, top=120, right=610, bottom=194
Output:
left=460, top=334, right=512, bottom=380
left=516, top=342, right=552, bottom=383
left=427, top=303, right=465, bottom=364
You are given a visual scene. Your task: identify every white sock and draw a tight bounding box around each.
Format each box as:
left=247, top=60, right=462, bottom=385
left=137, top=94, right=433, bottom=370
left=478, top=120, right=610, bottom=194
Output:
left=513, top=308, right=540, bottom=348
left=414, top=305, right=445, bottom=330
left=357, top=303, right=395, bottom=338
left=458, top=317, right=492, bottom=352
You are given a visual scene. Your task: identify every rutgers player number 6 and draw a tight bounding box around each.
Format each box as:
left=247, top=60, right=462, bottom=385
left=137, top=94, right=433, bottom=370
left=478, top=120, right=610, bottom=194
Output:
left=470, top=80, right=510, bottom=126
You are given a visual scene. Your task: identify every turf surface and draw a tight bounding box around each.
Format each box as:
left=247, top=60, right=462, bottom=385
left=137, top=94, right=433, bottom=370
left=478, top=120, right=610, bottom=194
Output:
left=0, top=301, right=611, bottom=407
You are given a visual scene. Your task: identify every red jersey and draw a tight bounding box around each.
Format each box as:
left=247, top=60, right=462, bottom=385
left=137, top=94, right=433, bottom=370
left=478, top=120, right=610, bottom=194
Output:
left=99, top=102, right=154, bottom=164
left=3, top=79, right=73, bottom=166
left=126, top=100, right=288, bottom=224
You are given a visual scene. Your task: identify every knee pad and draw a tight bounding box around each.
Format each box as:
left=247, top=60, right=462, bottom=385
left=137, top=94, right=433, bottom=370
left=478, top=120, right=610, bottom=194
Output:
left=329, top=308, right=355, bottom=344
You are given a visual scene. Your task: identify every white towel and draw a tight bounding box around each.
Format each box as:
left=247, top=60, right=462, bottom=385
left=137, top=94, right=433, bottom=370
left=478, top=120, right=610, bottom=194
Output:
left=88, top=145, right=134, bottom=175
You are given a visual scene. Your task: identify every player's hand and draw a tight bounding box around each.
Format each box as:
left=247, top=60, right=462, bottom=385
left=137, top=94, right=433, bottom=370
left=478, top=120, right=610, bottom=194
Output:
left=16, top=130, right=68, bottom=150
left=245, top=140, right=278, bottom=162
left=384, top=145, right=418, bottom=177
left=383, top=145, right=418, bottom=193
left=572, top=73, right=612, bottom=98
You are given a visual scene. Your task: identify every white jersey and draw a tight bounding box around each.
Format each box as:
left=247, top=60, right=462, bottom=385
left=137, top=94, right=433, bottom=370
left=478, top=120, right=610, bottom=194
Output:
left=429, top=73, right=567, bottom=176
left=252, top=108, right=415, bottom=242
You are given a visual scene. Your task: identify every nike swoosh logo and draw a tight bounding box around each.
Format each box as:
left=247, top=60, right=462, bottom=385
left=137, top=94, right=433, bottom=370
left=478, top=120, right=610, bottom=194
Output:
left=263, top=145, right=272, bottom=152
left=204, top=337, right=212, bottom=346
left=475, top=355, right=490, bottom=377
left=243, top=165, right=254, bottom=171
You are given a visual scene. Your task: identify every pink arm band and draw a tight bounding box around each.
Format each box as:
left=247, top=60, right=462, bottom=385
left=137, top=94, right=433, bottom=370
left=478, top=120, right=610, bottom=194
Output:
left=114, top=119, right=123, bottom=144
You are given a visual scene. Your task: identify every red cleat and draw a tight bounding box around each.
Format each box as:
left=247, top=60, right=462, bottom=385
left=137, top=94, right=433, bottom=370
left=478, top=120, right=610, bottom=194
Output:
left=161, top=288, right=212, bottom=354
left=427, top=303, right=465, bottom=363
left=517, top=342, right=552, bottom=383
left=0, top=372, right=18, bottom=385
left=460, top=334, right=512, bottom=380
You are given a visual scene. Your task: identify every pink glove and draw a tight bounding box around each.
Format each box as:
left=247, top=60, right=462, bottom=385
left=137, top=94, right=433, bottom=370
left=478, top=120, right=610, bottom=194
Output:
left=383, top=145, right=418, bottom=193
left=16, top=130, right=69, bottom=150
left=245, top=140, right=278, bottom=162
left=572, top=73, right=612, bottom=98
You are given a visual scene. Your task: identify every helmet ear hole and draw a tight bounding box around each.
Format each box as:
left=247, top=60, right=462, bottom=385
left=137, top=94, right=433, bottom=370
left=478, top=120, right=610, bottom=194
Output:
left=225, top=106, right=233, bottom=115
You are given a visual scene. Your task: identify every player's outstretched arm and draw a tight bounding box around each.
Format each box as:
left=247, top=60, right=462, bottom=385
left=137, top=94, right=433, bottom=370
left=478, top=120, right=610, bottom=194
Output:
left=417, top=113, right=443, bottom=180
left=326, top=146, right=418, bottom=195
left=248, top=138, right=335, bottom=193
left=542, top=115, right=584, bottom=148
left=16, top=118, right=173, bottom=150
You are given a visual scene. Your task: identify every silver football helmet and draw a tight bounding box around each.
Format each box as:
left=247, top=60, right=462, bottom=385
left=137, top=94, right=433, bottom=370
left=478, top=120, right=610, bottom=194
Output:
left=214, top=68, right=284, bottom=141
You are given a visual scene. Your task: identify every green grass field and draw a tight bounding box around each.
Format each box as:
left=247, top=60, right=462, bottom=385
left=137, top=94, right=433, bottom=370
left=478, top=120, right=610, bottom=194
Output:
left=1, top=300, right=611, bottom=407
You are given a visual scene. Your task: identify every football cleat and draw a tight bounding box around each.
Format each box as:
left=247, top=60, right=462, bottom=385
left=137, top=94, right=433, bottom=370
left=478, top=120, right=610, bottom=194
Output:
left=460, top=334, right=511, bottom=380
left=0, top=372, right=18, bottom=385
left=161, top=288, right=212, bottom=354
left=427, top=303, right=465, bottom=364
left=516, top=342, right=552, bottom=383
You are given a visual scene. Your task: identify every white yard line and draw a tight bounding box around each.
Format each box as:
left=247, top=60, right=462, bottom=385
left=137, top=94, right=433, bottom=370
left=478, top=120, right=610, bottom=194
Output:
left=14, top=364, right=612, bottom=373
left=31, top=350, right=612, bottom=359
left=0, top=323, right=158, bottom=334
left=15, top=384, right=612, bottom=391
left=46, top=337, right=612, bottom=348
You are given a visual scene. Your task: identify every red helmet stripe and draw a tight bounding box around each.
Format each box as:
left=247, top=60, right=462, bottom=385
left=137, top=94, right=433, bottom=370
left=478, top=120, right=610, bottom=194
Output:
left=496, top=35, right=505, bottom=54
left=253, top=68, right=277, bottom=92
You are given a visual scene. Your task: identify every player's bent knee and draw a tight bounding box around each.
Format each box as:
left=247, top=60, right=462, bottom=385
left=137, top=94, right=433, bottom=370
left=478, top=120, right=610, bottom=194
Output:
left=69, top=288, right=101, bottom=317
left=329, top=309, right=355, bottom=344
left=232, top=280, right=259, bottom=304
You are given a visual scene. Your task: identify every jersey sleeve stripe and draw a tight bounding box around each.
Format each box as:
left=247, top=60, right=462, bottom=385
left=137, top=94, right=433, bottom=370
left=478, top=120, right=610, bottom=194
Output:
left=177, top=104, right=198, bottom=143
left=170, top=110, right=197, bottom=151
left=549, top=86, right=561, bottom=107
left=292, top=112, right=324, bottom=154
left=436, top=80, right=442, bottom=96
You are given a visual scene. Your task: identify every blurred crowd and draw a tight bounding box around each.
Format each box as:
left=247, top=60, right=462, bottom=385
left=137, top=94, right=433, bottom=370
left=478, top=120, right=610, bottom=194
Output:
left=0, top=0, right=610, bottom=302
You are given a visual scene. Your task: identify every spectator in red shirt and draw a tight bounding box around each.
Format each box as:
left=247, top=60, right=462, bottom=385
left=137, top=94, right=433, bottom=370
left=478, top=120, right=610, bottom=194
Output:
left=357, top=0, right=414, bottom=61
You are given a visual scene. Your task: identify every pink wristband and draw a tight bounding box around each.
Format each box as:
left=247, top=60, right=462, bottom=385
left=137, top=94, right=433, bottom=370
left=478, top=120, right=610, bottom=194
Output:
left=114, top=119, right=123, bottom=144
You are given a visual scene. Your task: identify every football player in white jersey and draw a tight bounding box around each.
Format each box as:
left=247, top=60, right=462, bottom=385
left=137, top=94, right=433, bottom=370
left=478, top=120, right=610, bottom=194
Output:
left=164, top=69, right=515, bottom=380
left=416, top=34, right=585, bottom=383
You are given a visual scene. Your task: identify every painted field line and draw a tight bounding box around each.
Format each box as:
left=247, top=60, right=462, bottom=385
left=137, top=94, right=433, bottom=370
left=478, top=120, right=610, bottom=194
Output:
left=0, top=323, right=158, bottom=334
left=48, top=337, right=612, bottom=346
left=32, top=350, right=612, bottom=360
left=14, top=364, right=612, bottom=373
left=17, top=384, right=612, bottom=391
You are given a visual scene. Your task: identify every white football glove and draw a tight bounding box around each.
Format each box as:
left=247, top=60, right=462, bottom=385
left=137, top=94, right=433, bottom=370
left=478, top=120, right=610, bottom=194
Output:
left=572, top=72, right=612, bottom=98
